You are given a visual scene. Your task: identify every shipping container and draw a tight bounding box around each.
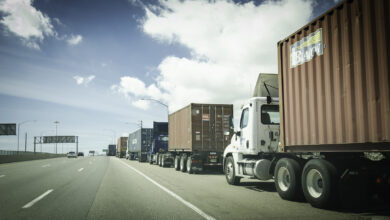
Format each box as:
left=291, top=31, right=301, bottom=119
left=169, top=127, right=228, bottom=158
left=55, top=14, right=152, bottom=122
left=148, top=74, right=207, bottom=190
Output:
left=107, top=144, right=116, bottom=156
left=160, top=103, right=233, bottom=173
left=117, top=137, right=128, bottom=158
left=128, top=128, right=153, bottom=162
left=169, top=103, right=233, bottom=152
left=277, top=0, right=390, bottom=152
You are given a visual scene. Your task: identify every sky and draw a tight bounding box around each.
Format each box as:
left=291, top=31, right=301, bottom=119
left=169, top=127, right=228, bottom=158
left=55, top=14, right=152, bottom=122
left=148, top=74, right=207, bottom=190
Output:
left=0, top=0, right=341, bottom=154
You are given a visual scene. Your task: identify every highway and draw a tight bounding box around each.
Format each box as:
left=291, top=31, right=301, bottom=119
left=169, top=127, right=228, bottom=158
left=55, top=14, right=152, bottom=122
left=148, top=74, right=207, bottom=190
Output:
left=0, top=157, right=389, bottom=220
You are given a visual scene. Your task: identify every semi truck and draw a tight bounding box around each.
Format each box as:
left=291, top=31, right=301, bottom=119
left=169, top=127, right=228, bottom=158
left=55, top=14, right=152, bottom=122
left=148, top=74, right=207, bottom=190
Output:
left=128, top=128, right=153, bottom=162
left=223, top=0, right=390, bottom=209
left=157, top=103, right=233, bottom=173
left=107, top=144, right=116, bottom=156
left=149, top=122, right=168, bottom=164
left=117, top=137, right=128, bottom=158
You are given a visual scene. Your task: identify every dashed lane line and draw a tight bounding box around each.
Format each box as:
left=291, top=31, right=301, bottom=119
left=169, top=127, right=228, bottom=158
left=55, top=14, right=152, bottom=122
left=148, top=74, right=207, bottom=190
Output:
left=22, top=189, right=54, bottom=209
left=78, top=168, right=84, bottom=172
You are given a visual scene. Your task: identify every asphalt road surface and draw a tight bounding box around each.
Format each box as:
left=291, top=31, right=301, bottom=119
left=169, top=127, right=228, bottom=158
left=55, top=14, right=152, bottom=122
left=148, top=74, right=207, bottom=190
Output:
left=0, top=157, right=389, bottom=220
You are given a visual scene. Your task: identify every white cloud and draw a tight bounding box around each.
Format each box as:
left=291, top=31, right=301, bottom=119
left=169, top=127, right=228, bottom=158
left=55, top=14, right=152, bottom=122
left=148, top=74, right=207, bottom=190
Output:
left=73, top=75, right=95, bottom=86
left=117, top=0, right=314, bottom=113
left=111, top=76, right=165, bottom=109
left=67, top=34, right=83, bottom=46
left=0, top=0, right=56, bottom=49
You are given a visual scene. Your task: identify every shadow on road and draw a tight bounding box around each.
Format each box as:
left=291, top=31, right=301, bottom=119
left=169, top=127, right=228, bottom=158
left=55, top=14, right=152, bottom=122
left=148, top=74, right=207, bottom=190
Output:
left=240, top=181, right=277, bottom=192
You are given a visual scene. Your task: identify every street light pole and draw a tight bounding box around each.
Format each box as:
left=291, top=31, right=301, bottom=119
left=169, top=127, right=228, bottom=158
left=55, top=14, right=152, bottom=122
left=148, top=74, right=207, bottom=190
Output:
left=140, top=98, right=169, bottom=121
left=17, top=120, right=36, bottom=153
left=54, top=121, right=60, bottom=154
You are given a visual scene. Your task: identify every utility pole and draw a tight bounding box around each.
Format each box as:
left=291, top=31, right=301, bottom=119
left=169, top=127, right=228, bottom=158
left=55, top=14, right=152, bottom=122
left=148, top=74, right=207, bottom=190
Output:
left=54, top=121, right=60, bottom=154
left=17, top=120, right=36, bottom=154
left=24, top=132, right=27, bottom=152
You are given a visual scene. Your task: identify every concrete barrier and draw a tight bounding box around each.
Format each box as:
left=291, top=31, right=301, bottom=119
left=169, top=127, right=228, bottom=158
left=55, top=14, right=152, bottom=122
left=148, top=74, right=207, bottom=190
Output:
left=0, top=151, right=66, bottom=164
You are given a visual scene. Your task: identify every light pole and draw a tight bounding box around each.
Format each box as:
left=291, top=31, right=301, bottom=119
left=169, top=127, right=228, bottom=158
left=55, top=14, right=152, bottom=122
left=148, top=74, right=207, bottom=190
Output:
left=54, top=121, right=60, bottom=154
left=17, top=120, right=36, bottom=153
left=125, top=121, right=143, bottom=129
left=140, top=98, right=169, bottom=121
left=103, top=129, right=116, bottom=145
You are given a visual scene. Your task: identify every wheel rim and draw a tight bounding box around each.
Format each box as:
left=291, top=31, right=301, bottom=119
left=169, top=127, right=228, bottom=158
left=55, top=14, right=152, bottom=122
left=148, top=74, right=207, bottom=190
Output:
left=277, top=166, right=290, bottom=192
left=226, top=161, right=234, bottom=180
left=306, top=169, right=323, bottom=198
left=187, top=158, right=191, bottom=172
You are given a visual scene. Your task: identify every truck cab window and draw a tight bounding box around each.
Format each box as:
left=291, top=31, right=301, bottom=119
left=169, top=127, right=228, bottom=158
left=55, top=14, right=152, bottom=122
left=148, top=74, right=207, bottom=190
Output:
left=240, top=108, right=249, bottom=128
left=261, top=105, right=280, bottom=125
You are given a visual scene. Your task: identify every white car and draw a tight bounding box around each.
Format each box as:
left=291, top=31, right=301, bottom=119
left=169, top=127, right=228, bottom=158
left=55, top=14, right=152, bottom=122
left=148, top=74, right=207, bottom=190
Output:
left=67, top=151, right=77, bottom=158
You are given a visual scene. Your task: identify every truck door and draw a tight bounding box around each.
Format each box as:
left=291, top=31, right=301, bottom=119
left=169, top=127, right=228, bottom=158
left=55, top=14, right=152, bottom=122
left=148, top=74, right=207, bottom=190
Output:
left=239, top=107, right=250, bottom=152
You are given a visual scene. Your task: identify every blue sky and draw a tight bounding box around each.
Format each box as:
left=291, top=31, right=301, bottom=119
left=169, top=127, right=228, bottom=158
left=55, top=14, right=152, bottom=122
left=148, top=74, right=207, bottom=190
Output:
left=0, top=0, right=340, bottom=154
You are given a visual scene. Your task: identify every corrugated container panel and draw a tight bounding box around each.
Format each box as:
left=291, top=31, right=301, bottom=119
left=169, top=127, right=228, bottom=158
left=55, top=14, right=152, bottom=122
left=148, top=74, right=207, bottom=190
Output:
left=169, top=103, right=233, bottom=152
left=117, top=137, right=128, bottom=153
left=278, top=0, right=390, bottom=152
left=128, top=128, right=153, bottom=153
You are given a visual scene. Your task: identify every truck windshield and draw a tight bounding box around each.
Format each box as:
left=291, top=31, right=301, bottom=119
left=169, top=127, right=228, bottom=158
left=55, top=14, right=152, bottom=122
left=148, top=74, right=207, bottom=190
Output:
left=261, top=105, right=280, bottom=125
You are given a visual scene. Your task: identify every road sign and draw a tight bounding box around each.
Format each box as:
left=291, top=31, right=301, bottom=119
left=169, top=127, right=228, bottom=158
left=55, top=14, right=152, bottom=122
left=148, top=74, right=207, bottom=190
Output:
left=0, top=123, right=16, bottom=135
left=43, top=136, right=76, bottom=143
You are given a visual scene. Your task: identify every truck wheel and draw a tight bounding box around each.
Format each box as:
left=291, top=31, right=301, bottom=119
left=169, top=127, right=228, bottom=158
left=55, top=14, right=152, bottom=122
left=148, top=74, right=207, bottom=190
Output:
left=180, top=155, right=187, bottom=172
left=158, top=154, right=162, bottom=167
left=174, top=156, right=181, bottom=171
left=302, top=159, right=338, bottom=208
left=161, top=157, right=165, bottom=167
left=274, top=158, right=303, bottom=201
left=149, top=155, right=153, bottom=164
left=225, top=156, right=240, bottom=185
left=187, top=157, right=193, bottom=174
left=156, top=153, right=160, bottom=165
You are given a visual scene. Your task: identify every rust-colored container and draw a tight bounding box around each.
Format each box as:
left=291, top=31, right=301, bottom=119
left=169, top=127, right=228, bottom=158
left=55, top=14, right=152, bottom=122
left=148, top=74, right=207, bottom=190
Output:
left=278, top=0, right=390, bottom=152
left=168, top=103, right=233, bottom=152
left=117, top=137, right=128, bottom=157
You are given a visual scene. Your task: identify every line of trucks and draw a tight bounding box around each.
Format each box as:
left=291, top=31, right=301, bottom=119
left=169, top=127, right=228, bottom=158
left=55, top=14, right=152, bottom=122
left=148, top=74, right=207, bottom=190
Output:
left=114, top=0, right=390, bottom=209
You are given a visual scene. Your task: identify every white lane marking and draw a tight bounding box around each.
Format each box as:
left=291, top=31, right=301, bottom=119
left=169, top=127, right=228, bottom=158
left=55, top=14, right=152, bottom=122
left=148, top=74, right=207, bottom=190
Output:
left=0, top=175, right=5, bottom=178
left=42, top=164, right=50, bottom=168
left=118, top=159, right=215, bottom=220
left=78, top=168, right=84, bottom=172
left=22, top=189, right=54, bottom=209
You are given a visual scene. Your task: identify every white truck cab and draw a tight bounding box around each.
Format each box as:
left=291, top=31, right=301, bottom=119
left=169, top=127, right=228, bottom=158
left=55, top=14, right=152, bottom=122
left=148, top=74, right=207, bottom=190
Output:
left=223, top=96, right=280, bottom=184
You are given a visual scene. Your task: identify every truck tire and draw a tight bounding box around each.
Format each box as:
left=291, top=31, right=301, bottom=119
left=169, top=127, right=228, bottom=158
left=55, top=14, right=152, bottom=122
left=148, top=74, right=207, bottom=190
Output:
left=302, top=159, right=338, bottom=208
left=158, top=154, right=162, bottom=167
left=225, top=156, right=240, bottom=185
left=149, top=155, right=153, bottom=164
left=187, top=156, right=193, bottom=174
left=161, top=156, right=165, bottom=167
left=180, top=155, right=187, bottom=172
left=274, top=158, right=303, bottom=201
left=174, top=156, right=181, bottom=171
left=156, top=153, right=160, bottom=165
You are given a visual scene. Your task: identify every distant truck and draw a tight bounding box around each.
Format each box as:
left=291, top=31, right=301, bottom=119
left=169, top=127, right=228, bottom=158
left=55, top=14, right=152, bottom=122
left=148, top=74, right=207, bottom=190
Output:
left=117, top=137, right=128, bottom=158
left=148, top=122, right=168, bottom=164
left=223, top=0, right=390, bottom=209
left=128, top=128, right=153, bottom=162
left=157, top=103, right=233, bottom=173
left=107, top=145, right=116, bottom=156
